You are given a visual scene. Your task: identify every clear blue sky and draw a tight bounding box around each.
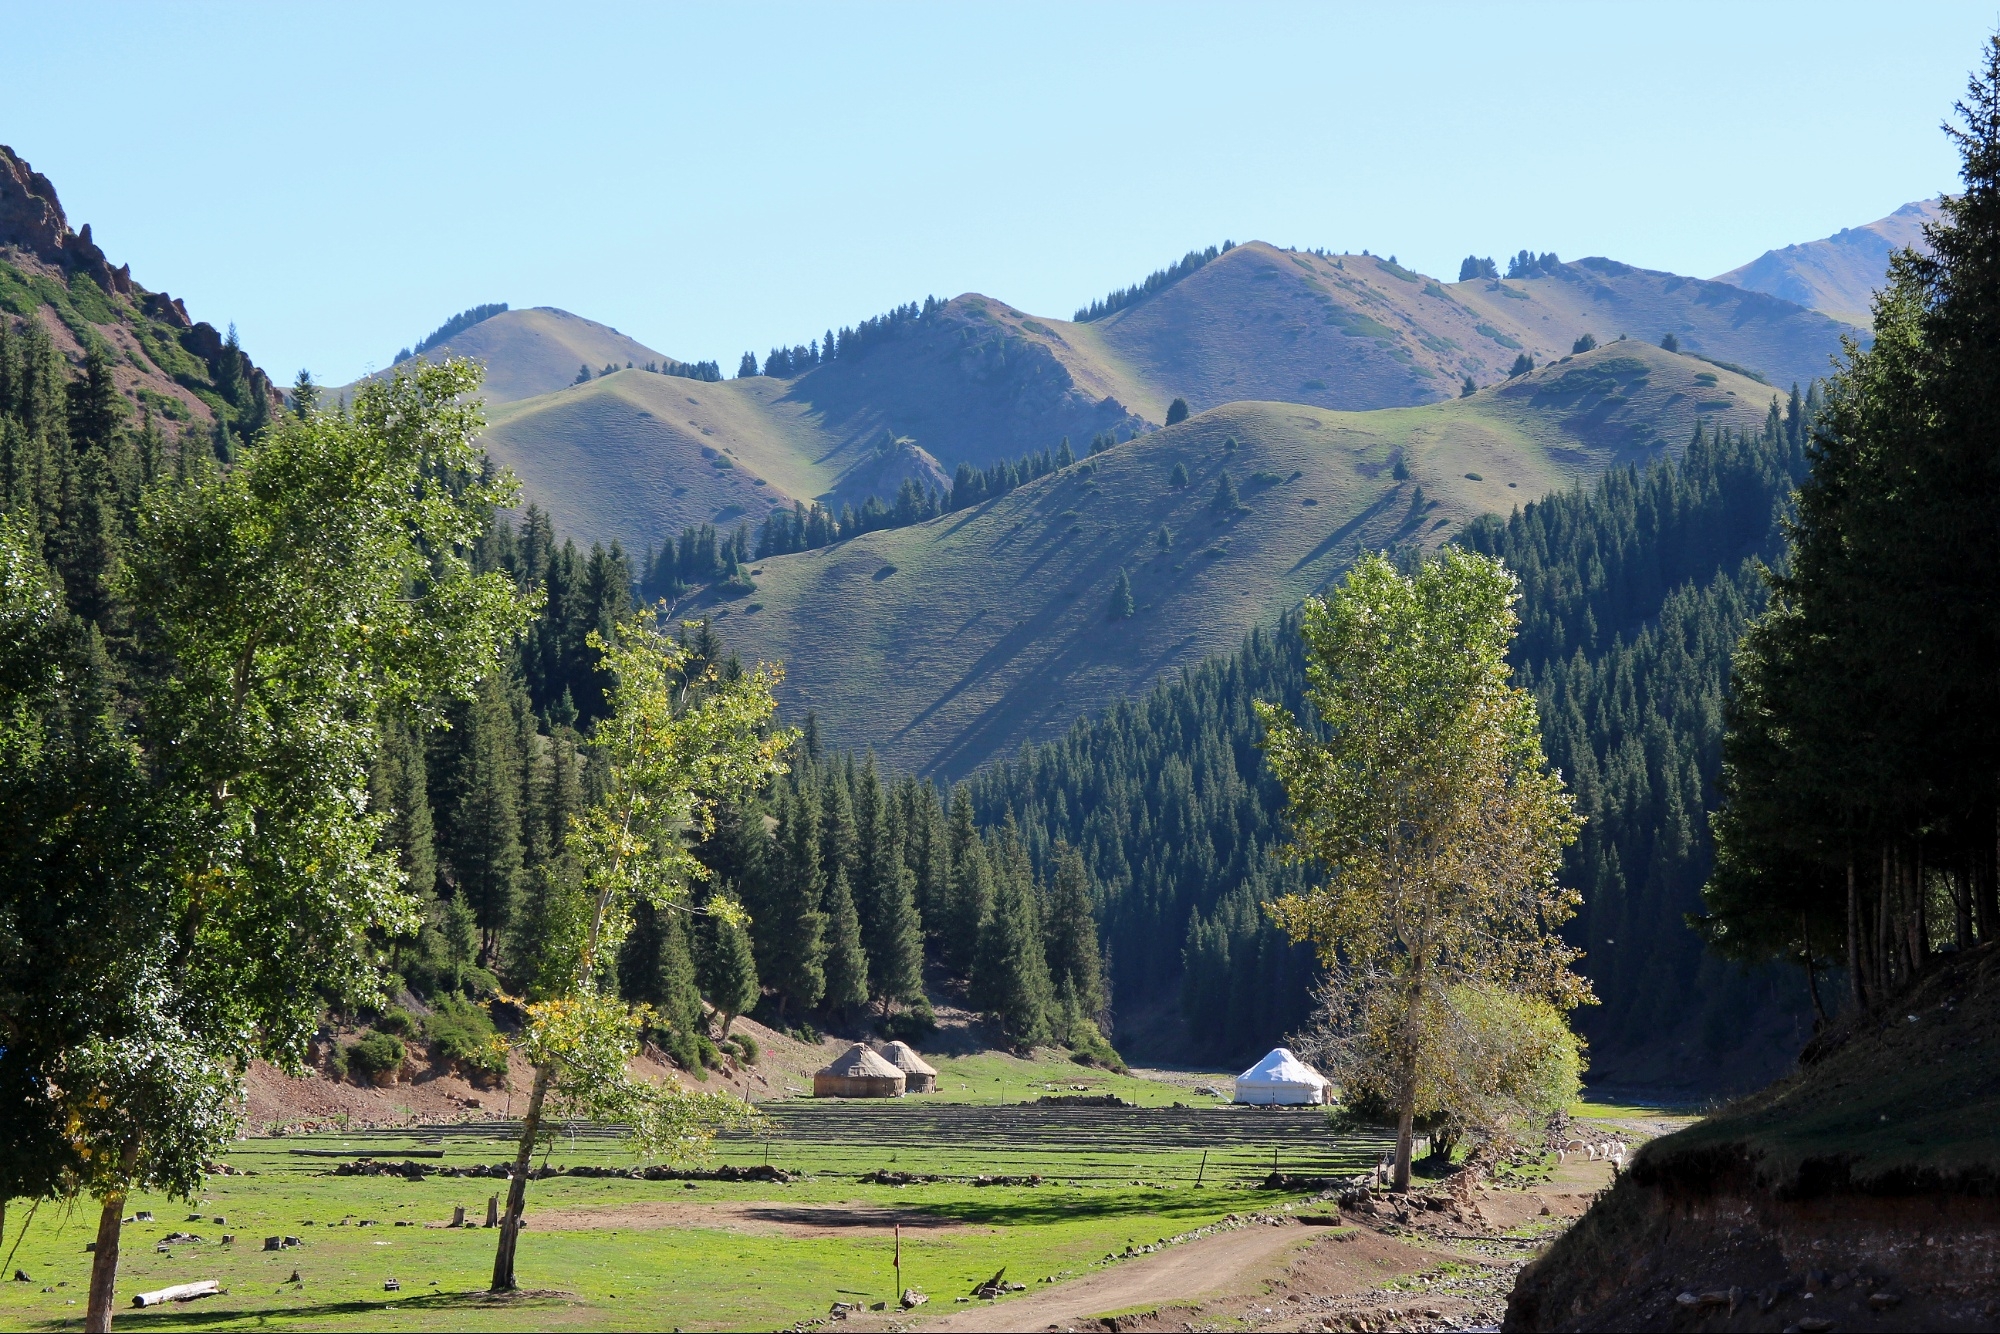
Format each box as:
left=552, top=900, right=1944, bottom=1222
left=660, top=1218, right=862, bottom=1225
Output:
left=4, top=2, right=1991, bottom=384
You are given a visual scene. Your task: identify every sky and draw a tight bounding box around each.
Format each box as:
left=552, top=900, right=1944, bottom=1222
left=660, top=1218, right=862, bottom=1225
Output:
left=4, top=2, right=1994, bottom=385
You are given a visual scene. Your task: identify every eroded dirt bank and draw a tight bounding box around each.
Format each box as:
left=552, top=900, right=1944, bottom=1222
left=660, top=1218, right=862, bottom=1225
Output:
left=1505, top=1169, right=2000, bottom=1331
left=1507, top=942, right=2000, bottom=1332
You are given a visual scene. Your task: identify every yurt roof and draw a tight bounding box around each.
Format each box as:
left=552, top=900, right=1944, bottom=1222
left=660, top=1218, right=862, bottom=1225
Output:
left=818, top=1042, right=903, bottom=1079
left=878, top=1041, right=938, bottom=1076
left=1235, top=1047, right=1329, bottom=1087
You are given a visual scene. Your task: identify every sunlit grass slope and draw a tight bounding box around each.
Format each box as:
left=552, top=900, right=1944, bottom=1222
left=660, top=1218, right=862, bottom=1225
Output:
left=477, top=369, right=850, bottom=549
left=714, top=342, right=1777, bottom=776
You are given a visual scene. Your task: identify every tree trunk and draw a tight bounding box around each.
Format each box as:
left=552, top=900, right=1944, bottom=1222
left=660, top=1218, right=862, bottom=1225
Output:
left=489, top=1063, right=552, bottom=1293
left=1846, top=858, right=1865, bottom=1010
left=85, top=1138, right=139, bottom=1333
left=1391, top=978, right=1423, bottom=1193
left=1801, top=913, right=1827, bottom=1026
left=1955, top=858, right=1974, bottom=951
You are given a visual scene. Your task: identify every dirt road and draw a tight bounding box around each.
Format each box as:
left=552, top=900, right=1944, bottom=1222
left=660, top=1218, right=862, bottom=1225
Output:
left=909, top=1221, right=1328, bottom=1331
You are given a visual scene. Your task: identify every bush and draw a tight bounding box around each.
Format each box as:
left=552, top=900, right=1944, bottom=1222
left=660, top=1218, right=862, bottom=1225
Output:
left=1571, top=333, right=1597, bottom=354
left=1064, top=1018, right=1126, bottom=1072
left=880, top=997, right=936, bottom=1044
left=735, top=1031, right=760, bottom=1065
left=425, top=997, right=508, bottom=1083
left=696, top=1034, right=722, bottom=1070
left=345, top=1030, right=406, bottom=1083
left=374, top=1007, right=416, bottom=1036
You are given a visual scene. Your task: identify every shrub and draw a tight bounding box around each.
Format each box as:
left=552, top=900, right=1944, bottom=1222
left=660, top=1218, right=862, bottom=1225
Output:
left=426, top=997, right=508, bottom=1082
left=1571, top=333, right=1597, bottom=354
left=346, top=1030, right=405, bottom=1083
left=735, top=1031, right=760, bottom=1065
left=1248, top=471, right=1284, bottom=487
left=374, top=1007, right=416, bottom=1036
left=880, top=997, right=937, bottom=1044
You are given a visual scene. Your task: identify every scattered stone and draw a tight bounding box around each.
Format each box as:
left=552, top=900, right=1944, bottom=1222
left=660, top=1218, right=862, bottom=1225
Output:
left=1869, top=1291, right=1903, bottom=1310
left=899, top=1289, right=927, bottom=1308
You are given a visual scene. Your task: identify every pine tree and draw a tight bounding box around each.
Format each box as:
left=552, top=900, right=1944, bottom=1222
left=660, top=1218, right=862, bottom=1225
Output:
left=1461, top=375, right=1477, bottom=398
left=821, top=865, right=870, bottom=1017
left=1165, top=397, right=1190, bottom=426
left=1109, top=569, right=1135, bottom=619
left=372, top=704, right=436, bottom=899
left=939, top=786, right=991, bottom=977
left=1211, top=471, right=1239, bottom=513
left=1043, top=843, right=1105, bottom=1019
left=971, top=827, right=1053, bottom=1045
left=1056, top=437, right=1074, bottom=468
left=1659, top=333, right=1679, bottom=353
left=436, top=674, right=525, bottom=963
left=764, top=785, right=828, bottom=1020
left=1571, top=333, right=1597, bottom=354
left=1169, top=461, right=1189, bottom=488
left=696, top=908, right=760, bottom=1037
left=1509, top=352, right=1535, bottom=377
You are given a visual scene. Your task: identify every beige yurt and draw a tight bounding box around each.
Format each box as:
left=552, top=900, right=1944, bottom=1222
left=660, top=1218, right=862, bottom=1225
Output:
left=813, top=1043, right=906, bottom=1098
left=877, top=1040, right=938, bottom=1093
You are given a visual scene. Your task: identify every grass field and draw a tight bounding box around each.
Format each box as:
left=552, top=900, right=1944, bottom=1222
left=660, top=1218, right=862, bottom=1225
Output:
left=717, top=341, right=1779, bottom=776
left=0, top=1081, right=1392, bottom=1332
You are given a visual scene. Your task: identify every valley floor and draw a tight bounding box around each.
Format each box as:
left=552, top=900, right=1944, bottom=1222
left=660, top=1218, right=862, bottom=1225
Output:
left=0, top=1066, right=1662, bottom=1333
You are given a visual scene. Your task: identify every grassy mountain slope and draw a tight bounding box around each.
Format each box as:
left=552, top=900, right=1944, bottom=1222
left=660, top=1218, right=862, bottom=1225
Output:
left=346, top=306, right=673, bottom=405
left=467, top=243, right=1848, bottom=554
left=0, top=144, right=278, bottom=433
left=476, top=367, right=950, bottom=550
left=1448, top=257, right=1857, bottom=388
left=753, top=293, right=1153, bottom=471
left=715, top=342, right=1778, bottom=776
left=1717, top=198, right=1942, bottom=329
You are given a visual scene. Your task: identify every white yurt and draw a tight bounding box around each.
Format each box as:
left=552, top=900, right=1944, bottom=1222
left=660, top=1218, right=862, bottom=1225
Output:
left=1232, top=1047, right=1331, bottom=1106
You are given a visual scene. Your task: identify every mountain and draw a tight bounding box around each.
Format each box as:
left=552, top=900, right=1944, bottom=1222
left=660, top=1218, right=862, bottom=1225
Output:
left=1071, top=243, right=1851, bottom=420
left=460, top=243, right=1850, bottom=557
left=1716, top=198, right=1943, bottom=329
left=0, top=144, right=280, bottom=437
left=347, top=305, right=677, bottom=404
left=712, top=341, right=1782, bottom=776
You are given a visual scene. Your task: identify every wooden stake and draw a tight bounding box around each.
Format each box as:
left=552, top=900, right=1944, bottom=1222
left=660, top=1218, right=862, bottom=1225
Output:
left=894, top=1222, right=902, bottom=1298
left=1195, top=1150, right=1207, bottom=1187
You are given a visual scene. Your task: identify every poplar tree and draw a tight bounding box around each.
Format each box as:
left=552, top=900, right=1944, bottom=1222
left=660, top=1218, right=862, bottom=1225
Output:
left=1258, top=549, right=1587, bottom=1191
left=490, top=613, right=787, bottom=1291
left=12, top=359, right=535, bottom=1332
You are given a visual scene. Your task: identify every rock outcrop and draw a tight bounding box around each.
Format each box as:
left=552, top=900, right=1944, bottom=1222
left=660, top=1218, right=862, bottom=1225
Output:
left=0, top=145, right=126, bottom=293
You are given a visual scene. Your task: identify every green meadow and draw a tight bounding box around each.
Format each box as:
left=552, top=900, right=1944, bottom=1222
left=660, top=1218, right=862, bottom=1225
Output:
left=0, top=1056, right=1394, bottom=1332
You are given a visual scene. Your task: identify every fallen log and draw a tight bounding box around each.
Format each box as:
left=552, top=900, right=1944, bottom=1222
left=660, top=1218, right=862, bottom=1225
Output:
left=133, top=1280, right=220, bottom=1307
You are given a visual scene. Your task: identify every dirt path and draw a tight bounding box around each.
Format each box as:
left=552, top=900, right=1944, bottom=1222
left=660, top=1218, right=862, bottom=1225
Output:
left=906, top=1221, right=1330, bottom=1331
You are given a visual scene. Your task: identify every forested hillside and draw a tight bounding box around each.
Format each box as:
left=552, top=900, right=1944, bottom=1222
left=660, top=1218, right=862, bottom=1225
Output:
left=725, top=343, right=1779, bottom=778
left=960, top=400, right=1818, bottom=1086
